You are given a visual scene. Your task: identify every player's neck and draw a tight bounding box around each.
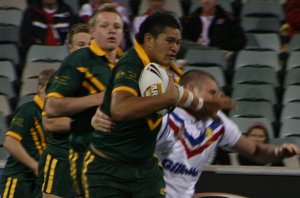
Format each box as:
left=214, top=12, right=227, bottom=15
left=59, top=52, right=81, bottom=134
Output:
left=105, top=50, right=117, bottom=64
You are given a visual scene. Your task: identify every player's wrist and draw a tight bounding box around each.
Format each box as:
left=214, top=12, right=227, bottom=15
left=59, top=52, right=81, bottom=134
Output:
left=274, top=147, right=283, bottom=159
left=176, top=86, right=204, bottom=110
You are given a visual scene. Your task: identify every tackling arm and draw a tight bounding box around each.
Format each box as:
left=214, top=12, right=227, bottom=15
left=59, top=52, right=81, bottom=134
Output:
left=233, top=135, right=300, bottom=163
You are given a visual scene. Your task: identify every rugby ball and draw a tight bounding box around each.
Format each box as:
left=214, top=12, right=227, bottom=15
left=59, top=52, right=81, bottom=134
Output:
left=139, top=63, right=169, bottom=116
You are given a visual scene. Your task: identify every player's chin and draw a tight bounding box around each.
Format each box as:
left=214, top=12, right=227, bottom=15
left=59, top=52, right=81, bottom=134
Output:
left=162, top=57, right=174, bottom=66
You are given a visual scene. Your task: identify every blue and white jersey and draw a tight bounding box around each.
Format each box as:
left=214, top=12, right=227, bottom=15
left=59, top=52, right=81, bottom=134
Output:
left=156, top=108, right=241, bottom=198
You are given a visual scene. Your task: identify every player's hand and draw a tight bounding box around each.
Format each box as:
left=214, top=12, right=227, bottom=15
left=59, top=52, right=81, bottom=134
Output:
left=276, top=144, right=300, bottom=158
left=164, top=76, right=180, bottom=105
left=204, top=92, right=236, bottom=117
left=91, top=108, right=114, bottom=132
left=31, top=161, right=38, bottom=176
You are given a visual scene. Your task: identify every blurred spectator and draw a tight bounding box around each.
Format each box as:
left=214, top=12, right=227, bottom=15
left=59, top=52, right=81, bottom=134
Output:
left=20, top=0, right=75, bottom=56
left=213, top=123, right=285, bottom=166
left=180, top=0, right=246, bottom=51
left=285, top=0, right=300, bottom=37
left=180, top=0, right=192, bottom=16
left=78, top=0, right=132, bottom=50
left=230, top=0, right=243, bottom=21
left=238, top=124, right=284, bottom=166
left=132, top=0, right=175, bottom=37
left=79, top=0, right=130, bottom=24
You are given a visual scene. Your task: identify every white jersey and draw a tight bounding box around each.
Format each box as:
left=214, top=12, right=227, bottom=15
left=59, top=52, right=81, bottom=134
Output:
left=155, top=108, right=241, bottom=198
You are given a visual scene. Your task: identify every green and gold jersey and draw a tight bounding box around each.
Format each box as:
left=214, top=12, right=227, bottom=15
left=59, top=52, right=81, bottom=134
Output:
left=91, top=41, right=183, bottom=163
left=45, top=40, right=122, bottom=157
left=3, top=95, right=46, bottom=179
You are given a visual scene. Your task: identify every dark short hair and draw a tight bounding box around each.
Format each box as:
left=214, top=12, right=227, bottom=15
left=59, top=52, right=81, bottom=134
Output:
left=135, top=12, right=181, bottom=44
left=66, top=23, right=89, bottom=44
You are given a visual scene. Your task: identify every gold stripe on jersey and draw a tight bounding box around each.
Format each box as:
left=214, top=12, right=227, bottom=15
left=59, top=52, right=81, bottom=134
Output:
left=82, top=151, right=95, bottom=198
left=42, top=155, right=51, bottom=191
left=146, top=118, right=162, bottom=131
left=46, top=156, right=58, bottom=193
left=42, top=154, right=58, bottom=193
left=77, top=67, right=106, bottom=92
left=46, top=92, right=64, bottom=98
left=30, top=127, right=43, bottom=156
left=69, top=149, right=80, bottom=195
left=33, top=117, right=47, bottom=151
left=112, top=86, right=138, bottom=96
left=3, top=177, right=12, bottom=198
left=5, top=131, right=22, bottom=141
left=3, top=177, right=18, bottom=198
left=82, top=81, right=97, bottom=94
left=9, top=178, right=17, bottom=198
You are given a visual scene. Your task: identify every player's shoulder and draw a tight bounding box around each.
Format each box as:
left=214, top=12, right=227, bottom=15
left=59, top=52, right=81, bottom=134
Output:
left=14, top=101, right=37, bottom=117
left=62, top=48, right=92, bottom=67
left=116, top=48, right=143, bottom=71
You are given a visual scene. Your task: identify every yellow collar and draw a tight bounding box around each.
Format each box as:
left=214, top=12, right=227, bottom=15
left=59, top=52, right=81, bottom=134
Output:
left=134, top=40, right=183, bottom=77
left=89, top=40, right=106, bottom=56
left=134, top=40, right=150, bottom=66
left=34, top=95, right=44, bottom=110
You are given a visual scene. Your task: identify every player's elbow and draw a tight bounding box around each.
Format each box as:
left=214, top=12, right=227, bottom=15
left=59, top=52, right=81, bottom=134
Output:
left=44, top=97, right=62, bottom=117
left=3, top=136, right=16, bottom=151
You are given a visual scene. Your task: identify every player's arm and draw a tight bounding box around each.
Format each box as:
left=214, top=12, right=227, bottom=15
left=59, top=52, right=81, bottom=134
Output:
left=3, top=136, right=38, bottom=176
left=111, top=79, right=179, bottom=121
left=232, top=135, right=300, bottom=163
left=42, top=115, right=71, bottom=133
left=45, top=92, right=104, bottom=118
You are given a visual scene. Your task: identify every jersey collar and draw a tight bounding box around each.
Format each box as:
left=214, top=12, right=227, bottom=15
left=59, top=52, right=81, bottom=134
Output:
left=134, top=39, right=183, bottom=78
left=34, top=94, right=44, bottom=110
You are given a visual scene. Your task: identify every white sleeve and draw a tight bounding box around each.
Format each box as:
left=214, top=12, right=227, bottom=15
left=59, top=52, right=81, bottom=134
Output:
left=217, top=112, right=242, bottom=148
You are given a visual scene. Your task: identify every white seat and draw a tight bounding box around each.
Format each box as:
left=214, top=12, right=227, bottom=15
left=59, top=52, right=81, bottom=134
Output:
left=235, top=50, right=280, bottom=71
left=19, top=79, right=38, bottom=97
left=0, top=61, right=17, bottom=82
left=0, top=95, right=11, bottom=118
left=22, top=62, right=60, bottom=80
left=26, top=45, right=68, bottom=64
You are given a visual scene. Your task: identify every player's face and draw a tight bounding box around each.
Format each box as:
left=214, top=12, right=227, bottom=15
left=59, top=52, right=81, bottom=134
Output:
left=148, top=27, right=181, bottom=66
left=198, top=78, right=219, bottom=101
left=68, top=32, right=91, bottom=53
left=90, top=12, right=123, bottom=52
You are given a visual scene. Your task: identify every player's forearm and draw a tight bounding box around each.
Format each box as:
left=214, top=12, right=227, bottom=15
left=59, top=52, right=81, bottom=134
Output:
left=3, top=137, right=38, bottom=173
left=111, top=92, right=176, bottom=121
left=45, top=93, right=103, bottom=117
left=42, top=116, right=71, bottom=133
left=250, top=144, right=278, bottom=163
